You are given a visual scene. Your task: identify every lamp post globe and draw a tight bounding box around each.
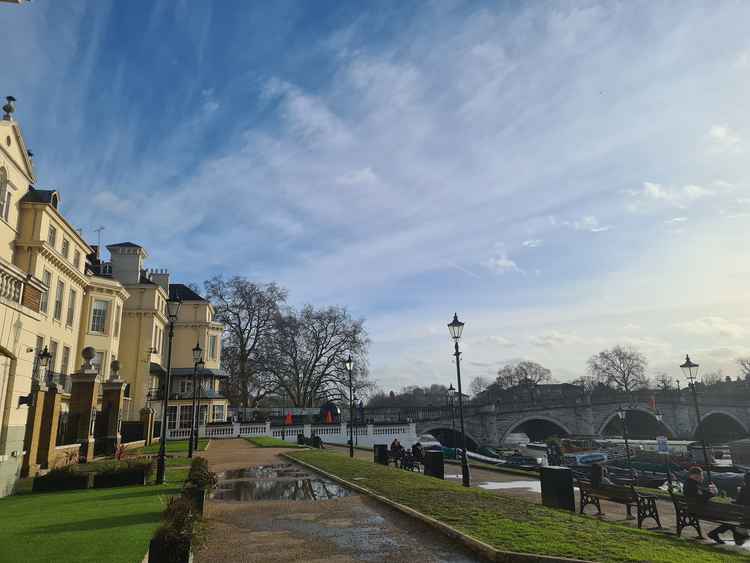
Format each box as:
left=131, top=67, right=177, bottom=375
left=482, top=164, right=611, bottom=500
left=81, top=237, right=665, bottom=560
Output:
left=448, top=313, right=470, bottom=488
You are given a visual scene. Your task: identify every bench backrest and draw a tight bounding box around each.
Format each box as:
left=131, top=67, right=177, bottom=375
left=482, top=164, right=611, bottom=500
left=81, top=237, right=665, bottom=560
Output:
left=669, top=489, right=749, bottom=520
left=577, top=479, right=637, bottom=499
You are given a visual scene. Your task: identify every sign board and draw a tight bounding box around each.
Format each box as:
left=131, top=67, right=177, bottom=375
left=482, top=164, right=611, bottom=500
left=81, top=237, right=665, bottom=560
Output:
left=656, top=435, right=668, bottom=454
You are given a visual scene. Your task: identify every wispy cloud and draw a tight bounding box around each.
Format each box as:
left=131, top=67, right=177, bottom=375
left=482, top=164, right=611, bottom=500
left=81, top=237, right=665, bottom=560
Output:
left=570, top=216, right=612, bottom=233
left=708, top=124, right=741, bottom=153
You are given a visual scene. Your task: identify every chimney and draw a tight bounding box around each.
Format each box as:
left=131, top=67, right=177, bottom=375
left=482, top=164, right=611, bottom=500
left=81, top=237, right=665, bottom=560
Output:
left=149, top=268, right=170, bottom=293
left=107, top=243, right=147, bottom=285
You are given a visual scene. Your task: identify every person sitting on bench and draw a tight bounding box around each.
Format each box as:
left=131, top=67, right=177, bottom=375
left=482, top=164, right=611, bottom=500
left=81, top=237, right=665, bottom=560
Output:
left=590, top=462, right=613, bottom=488
left=684, top=466, right=738, bottom=544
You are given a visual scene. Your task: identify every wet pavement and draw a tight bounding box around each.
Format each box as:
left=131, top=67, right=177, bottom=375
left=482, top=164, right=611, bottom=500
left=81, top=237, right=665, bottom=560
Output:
left=195, top=439, right=483, bottom=563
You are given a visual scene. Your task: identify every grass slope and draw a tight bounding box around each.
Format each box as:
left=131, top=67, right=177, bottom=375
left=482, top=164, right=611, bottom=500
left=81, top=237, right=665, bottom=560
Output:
left=137, top=439, right=208, bottom=454
left=244, top=436, right=305, bottom=448
left=0, top=468, right=186, bottom=563
left=287, top=450, right=742, bottom=563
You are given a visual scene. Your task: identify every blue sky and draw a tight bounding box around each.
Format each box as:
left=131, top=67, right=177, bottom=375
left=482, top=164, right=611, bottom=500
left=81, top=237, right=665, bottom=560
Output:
left=3, top=1, right=749, bottom=392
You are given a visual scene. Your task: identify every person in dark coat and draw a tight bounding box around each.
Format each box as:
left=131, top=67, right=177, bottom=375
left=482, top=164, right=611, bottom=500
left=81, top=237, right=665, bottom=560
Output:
left=590, top=462, right=612, bottom=488
left=684, top=466, right=738, bottom=544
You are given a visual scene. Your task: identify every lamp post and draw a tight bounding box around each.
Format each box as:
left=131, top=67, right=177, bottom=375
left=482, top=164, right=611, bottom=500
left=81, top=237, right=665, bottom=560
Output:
left=655, top=410, right=672, bottom=485
left=345, top=354, right=354, bottom=458
left=156, top=298, right=181, bottom=485
left=188, top=341, right=203, bottom=459
left=194, top=356, right=205, bottom=450
left=616, top=406, right=633, bottom=475
left=447, top=383, right=456, bottom=447
left=681, top=354, right=711, bottom=482
left=38, top=345, right=52, bottom=384
left=448, top=313, right=470, bottom=488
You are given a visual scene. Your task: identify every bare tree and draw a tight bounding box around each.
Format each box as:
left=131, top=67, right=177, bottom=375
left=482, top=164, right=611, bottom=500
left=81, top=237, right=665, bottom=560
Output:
left=204, top=276, right=287, bottom=408
left=264, top=305, right=370, bottom=407
left=587, top=345, right=648, bottom=394
left=655, top=372, right=673, bottom=392
left=701, top=369, right=725, bottom=386
left=469, top=376, right=492, bottom=397
left=496, top=361, right=552, bottom=389
left=738, top=358, right=750, bottom=379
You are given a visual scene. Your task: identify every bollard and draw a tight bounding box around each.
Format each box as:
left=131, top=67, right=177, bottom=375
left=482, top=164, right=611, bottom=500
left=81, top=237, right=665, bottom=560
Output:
left=540, top=466, right=575, bottom=511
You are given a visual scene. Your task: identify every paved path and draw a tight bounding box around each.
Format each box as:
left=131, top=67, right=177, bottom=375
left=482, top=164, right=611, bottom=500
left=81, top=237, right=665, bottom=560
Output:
left=195, top=440, right=482, bottom=563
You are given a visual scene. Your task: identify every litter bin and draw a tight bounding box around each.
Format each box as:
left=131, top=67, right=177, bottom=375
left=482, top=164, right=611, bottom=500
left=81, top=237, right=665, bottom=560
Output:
left=374, top=444, right=389, bottom=465
left=540, top=466, right=574, bottom=511
left=297, top=433, right=305, bottom=445
left=423, top=450, right=444, bottom=479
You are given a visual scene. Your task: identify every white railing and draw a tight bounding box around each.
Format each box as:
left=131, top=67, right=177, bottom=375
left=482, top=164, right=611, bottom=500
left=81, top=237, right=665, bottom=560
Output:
left=164, top=421, right=419, bottom=447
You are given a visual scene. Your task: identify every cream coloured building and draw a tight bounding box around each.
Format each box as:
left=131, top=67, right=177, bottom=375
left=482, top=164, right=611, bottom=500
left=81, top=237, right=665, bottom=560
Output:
left=0, top=97, right=227, bottom=496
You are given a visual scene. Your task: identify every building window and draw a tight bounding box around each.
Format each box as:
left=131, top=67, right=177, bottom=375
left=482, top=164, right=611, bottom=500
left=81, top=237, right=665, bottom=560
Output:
left=66, top=289, right=76, bottom=326
left=114, top=305, right=121, bottom=337
left=2, top=190, right=9, bottom=222
left=61, top=346, right=71, bottom=375
left=209, top=335, right=217, bottom=360
left=48, top=340, right=58, bottom=373
left=47, top=225, right=57, bottom=248
left=167, top=406, right=177, bottom=430
left=35, top=336, right=44, bottom=375
left=61, top=238, right=70, bottom=259
left=40, top=270, right=51, bottom=313
left=0, top=167, right=9, bottom=221
left=179, top=405, right=193, bottom=428
left=53, top=280, right=64, bottom=321
left=212, top=404, right=225, bottom=423
left=179, top=379, right=191, bottom=395
left=73, top=250, right=81, bottom=269
left=91, top=300, right=108, bottom=333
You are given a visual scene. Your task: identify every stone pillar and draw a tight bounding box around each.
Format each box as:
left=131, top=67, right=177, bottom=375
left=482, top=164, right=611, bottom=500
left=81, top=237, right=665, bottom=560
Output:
left=101, top=379, right=127, bottom=456
left=141, top=407, right=155, bottom=446
left=37, top=383, right=63, bottom=469
left=69, top=370, right=100, bottom=463
left=21, top=382, right=47, bottom=478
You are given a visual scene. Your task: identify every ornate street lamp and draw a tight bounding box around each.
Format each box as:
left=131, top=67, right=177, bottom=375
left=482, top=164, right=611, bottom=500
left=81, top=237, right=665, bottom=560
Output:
left=345, top=354, right=354, bottom=458
left=681, top=354, right=711, bottom=481
left=156, top=298, right=181, bottom=484
left=616, top=406, right=633, bottom=474
left=38, top=345, right=52, bottom=384
left=448, top=313, right=470, bottom=487
left=193, top=356, right=205, bottom=450
left=188, top=341, right=203, bottom=458
left=447, top=383, right=457, bottom=446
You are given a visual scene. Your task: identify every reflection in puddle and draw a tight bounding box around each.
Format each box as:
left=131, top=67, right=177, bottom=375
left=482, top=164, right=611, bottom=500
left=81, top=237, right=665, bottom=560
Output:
left=212, top=477, right=353, bottom=501
left=221, top=464, right=309, bottom=480
left=478, top=480, right=541, bottom=493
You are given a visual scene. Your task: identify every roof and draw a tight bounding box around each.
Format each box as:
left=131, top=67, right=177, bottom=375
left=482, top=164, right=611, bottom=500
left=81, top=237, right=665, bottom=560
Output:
left=169, top=283, right=206, bottom=302
left=107, top=242, right=143, bottom=248
left=20, top=187, right=58, bottom=207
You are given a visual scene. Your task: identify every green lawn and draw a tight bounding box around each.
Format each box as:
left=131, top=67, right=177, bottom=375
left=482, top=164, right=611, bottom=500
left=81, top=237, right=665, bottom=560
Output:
left=137, top=439, right=208, bottom=454
left=287, top=450, right=743, bottom=563
left=0, top=467, right=187, bottom=563
left=244, top=436, right=305, bottom=448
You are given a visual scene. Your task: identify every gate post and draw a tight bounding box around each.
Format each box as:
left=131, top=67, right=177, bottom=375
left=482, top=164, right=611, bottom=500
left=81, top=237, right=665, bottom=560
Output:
left=21, top=381, right=47, bottom=477
left=101, top=375, right=127, bottom=456
left=69, top=348, right=101, bottom=463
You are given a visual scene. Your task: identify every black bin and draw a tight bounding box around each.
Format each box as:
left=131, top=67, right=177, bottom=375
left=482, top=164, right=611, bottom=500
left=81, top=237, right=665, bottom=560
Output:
left=374, top=444, right=389, bottom=465
left=423, top=450, right=444, bottom=479
left=297, top=433, right=305, bottom=445
left=540, top=466, right=574, bottom=512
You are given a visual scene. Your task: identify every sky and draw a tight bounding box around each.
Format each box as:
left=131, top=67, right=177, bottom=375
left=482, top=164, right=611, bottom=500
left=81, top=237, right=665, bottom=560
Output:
left=2, top=1, right=749, bottom=394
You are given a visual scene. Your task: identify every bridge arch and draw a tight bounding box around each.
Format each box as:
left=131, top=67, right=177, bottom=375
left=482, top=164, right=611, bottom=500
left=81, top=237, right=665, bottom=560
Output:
left=420, top=426, right=480, bottom=451
left=597, top=407, right=676, bottom=439
left=694, top=411, right=748, bottom=443
left=499, top=415, right=572, bottom=444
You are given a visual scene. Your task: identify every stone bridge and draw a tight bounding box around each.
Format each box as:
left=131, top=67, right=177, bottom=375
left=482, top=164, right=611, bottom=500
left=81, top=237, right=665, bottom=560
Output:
left=363, top=391, right=750, bottom=448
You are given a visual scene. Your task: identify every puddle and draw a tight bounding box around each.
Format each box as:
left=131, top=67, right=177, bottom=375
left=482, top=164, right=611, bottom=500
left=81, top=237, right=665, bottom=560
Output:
left=212, top=477, right=353, bottom=501
left=221, top=464, right=309, bottom=480
left=478, top=480, right=542, bottom=493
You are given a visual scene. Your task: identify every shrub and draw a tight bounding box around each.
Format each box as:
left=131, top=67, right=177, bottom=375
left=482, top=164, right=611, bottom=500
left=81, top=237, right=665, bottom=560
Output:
left=149, top=496, right=196, bottom=563
left=33, top=466, right=92, bottom=492
left=186, top=457, right=216, bottom=490
left=93, top=458, right=154, bottom=488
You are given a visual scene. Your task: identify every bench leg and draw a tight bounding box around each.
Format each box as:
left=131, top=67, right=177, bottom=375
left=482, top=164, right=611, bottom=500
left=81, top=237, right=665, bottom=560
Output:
left=626, top=504, right=635, bottom=520
left=637, top=498, right=661, bottom=529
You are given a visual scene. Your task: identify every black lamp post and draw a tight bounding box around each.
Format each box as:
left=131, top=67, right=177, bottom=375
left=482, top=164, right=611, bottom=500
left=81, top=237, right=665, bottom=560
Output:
left=20, top=346, right=52, bottom=407
left=447, top=383, right=456, bottom=447
left=156, top=298, right=181, bottom=485
left=448, top=313, right=470, bottom=487
left=655, top=410, right=672, bottom=485
left=681, top=354, right=711, bottom=481
left=345, top=354, right=354, bottom=458
left=188, top=341, right=203, bottom=459
left=194, top=355, right=205, bottom=450
left=616, top=406, right=633, bottom=474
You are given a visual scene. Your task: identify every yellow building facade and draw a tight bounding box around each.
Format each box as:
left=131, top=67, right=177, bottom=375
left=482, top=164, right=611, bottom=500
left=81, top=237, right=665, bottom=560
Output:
left=0, top=98, right=227, bottom=496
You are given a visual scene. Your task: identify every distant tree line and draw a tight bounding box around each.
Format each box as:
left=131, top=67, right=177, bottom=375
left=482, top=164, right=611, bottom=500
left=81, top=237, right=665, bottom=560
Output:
left=203, top=276, right=370, bottom=408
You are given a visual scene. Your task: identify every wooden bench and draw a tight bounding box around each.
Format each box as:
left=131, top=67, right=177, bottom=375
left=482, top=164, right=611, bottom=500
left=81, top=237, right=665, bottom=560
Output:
left=576, top=479, right=661, bottom=529
left=669, top=488, right=749, bottom=538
